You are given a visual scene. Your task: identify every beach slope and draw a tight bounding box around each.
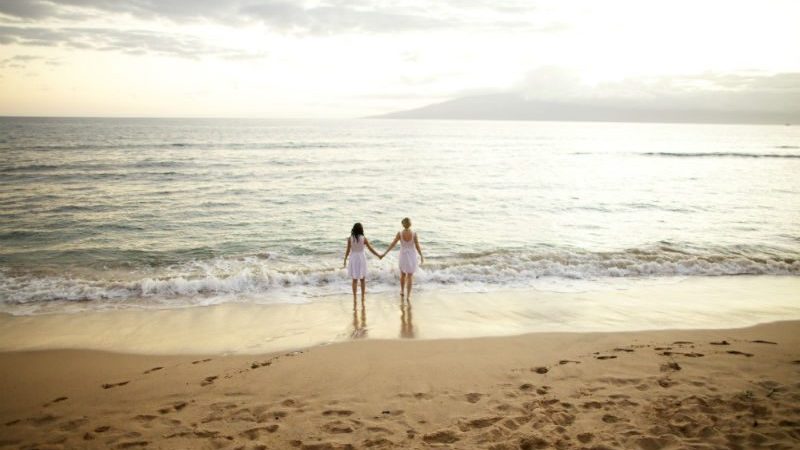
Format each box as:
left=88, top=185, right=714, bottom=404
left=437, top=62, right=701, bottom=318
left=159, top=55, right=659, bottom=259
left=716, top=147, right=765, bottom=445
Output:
left=1, top=321, right=799, bottom=449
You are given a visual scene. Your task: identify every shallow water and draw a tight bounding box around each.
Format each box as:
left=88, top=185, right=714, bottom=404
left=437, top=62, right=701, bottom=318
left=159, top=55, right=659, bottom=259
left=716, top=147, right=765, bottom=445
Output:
left=1, top=118, right=798, bottom=314
left=1, top=277, right=797, bottom=354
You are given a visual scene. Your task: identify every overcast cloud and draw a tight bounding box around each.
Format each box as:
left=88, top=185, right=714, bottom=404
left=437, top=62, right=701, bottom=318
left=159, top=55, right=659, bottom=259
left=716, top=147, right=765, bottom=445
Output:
left=0, top=0, right=798, bottom=118
left=0, top=25, right=265, bottom=59
left=0, top=0, right=562, bottom=34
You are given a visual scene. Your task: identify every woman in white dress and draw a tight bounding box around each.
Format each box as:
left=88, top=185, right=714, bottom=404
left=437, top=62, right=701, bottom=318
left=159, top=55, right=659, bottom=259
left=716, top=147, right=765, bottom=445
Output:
left=343, top=222, right=382, bottom=300
left=381, top=217, right=424, bottom=298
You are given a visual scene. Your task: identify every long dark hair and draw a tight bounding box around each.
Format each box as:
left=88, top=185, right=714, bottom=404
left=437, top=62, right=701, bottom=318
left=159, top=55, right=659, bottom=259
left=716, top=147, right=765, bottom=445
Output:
left=351, top=222, right=364, bottom=241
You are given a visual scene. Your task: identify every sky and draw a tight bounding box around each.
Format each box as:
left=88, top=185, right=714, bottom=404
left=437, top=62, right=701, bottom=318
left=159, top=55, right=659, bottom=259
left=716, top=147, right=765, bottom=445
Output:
left=0, top=0, right=799, bottom=118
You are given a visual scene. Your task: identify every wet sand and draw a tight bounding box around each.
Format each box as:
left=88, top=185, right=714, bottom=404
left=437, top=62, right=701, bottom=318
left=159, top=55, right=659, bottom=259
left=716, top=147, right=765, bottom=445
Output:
left=1, top=321, right=799, bottom=449
left=1, top=276, right=799, bottom=355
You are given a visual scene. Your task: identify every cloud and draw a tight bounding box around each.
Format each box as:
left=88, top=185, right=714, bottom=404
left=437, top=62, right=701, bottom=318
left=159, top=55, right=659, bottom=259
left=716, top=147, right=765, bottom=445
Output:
left=0, top=0, right=59, bottom=20
left=0, top=25, right=266, bottom=59
left=238, top=2, right=447, bottom=34
left=0, top=0, right=562, bottom=34
left=0, top=54, right=43, bottom=68
left=0, top=1, right=564, bottom=63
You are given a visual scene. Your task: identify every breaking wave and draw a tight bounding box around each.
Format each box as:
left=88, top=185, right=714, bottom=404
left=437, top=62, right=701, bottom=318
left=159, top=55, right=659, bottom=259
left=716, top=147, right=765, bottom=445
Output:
left=2, top=245, right=797, bottom=314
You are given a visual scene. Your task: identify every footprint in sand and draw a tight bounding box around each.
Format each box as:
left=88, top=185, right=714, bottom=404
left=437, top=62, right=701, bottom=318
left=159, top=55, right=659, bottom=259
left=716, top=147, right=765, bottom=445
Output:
left=102, top=381, right=130, bottom=389
left=751, top=340, right=777, bottom=345
left=601, top=414, right=622, bottom=423
left=158, top=401, right=187, bottom=414
left=532, top=366, right=549, bottom=374
left=516, top=436, right=550, bottom=449
left=250, top=361, right=272, bottom=369
left=133, top=414, right=158, bottom=424
left=59, top=417, right=89, bottom=431
left=323, top=409, right=354, bottom=417
left=657, top=377, right=678, bottom=388
left=191, top=358, right=212, bottom=364
left=558, top=360, right=580, bottom=365
left=457, top=416, right=502, bottom=431
left=143, top=367, right=163, bottom=374
left=672, top=341, right=693, bottom=345
left=660, top=362, right=681, bottom=372
left=710, top=340, right=730, bottom=345
left=240, top=425, right=279, bottom=440
left=613, top=348, right=635, bottom=353
left=363, top=438, right=393, bottom=447
left=201, top=376, right=218, bottom=386
left=581, top=401, right=605, bottom=409
left=26, top=414, right=58, bottom=426
left=254, top=410, right=288, bottom=422
left=323, top=420, right=356, bottom=434
left=465, top=393, right=483, bottom=403
left=422, top=430, right=460, bottom=444
left=116, top=441, right=149, bottom=449
left=44, top=396, right=68, bottom=407
left=595, top=355, right=617, bottom=360
left=727, top=350, right=754, bottom=357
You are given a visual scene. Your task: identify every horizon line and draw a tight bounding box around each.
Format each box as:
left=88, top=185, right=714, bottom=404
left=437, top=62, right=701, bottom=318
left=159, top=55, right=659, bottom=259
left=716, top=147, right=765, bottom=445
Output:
left=0, top=115, right=794, bottom=127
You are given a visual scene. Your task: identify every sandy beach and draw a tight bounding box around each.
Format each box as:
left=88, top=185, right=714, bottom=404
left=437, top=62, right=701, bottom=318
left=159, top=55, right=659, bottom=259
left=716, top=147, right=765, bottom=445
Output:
left=1, top=320, right=799, bottom=449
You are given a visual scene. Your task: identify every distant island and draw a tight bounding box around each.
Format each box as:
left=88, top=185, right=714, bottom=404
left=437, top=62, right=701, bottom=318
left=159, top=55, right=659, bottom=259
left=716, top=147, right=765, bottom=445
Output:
left=372, top=92, right=799, bottom=125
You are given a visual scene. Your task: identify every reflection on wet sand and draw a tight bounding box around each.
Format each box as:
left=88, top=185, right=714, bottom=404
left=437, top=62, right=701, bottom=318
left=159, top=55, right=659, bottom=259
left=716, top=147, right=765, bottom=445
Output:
left=351, top=298, right=367, bottom=339
left=400, top=297, right=415, bottom=339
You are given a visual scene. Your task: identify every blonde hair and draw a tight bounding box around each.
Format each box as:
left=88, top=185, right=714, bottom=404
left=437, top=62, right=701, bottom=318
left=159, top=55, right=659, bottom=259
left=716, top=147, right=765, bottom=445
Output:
left=401, top=217, right=411, bottom=228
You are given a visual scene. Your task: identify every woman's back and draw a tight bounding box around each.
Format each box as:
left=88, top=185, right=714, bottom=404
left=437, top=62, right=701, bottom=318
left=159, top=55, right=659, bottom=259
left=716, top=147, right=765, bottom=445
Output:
left=351, top=235, right=365, bottom=252
left=400, top=230, right=415, bottom=251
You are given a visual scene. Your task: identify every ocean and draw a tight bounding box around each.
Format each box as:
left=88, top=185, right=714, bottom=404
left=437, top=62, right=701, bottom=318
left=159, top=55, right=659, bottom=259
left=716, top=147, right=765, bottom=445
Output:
left=1, top=117, right=799, bottom=316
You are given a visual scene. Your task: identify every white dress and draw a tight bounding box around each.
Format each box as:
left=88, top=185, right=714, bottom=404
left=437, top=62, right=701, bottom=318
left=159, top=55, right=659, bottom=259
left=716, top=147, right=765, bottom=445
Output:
left=398, top=231, right=418, bottom=274
left=348, top=235, right=367, bottom=280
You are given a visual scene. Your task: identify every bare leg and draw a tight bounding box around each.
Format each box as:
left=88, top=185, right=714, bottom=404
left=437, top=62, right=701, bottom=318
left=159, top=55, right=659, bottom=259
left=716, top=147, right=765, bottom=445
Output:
left=399, top=272, right=406, bottom=296
left=351, top=279, right=357, bottom=300
left=406, top=274, right=414, bottom=299
left=360, top=278, right=366, bottom=300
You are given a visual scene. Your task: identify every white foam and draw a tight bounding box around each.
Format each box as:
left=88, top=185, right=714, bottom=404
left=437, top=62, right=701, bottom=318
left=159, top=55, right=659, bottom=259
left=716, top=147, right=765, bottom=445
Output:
left=1, top=247, right=798, bottom=314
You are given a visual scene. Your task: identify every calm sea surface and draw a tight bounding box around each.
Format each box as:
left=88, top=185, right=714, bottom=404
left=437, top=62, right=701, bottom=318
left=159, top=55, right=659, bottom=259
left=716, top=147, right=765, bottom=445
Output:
left=1, top=118, right=798, bottom=315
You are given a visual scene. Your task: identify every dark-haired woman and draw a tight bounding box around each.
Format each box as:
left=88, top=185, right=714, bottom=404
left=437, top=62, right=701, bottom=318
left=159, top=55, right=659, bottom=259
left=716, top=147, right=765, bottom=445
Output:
left=343, top=222, right=382, bottom=300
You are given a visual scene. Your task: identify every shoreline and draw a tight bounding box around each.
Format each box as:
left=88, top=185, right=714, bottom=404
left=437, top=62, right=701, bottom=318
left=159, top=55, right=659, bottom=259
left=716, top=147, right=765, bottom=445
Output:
left=1, top=276, right=799, bottom=355
left=1, top=321, right=799, bottom=449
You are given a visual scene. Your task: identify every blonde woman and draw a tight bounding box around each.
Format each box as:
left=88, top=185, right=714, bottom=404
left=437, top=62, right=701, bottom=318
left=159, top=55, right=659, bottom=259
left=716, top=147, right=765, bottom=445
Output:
left=382, top=217, right=424, bottom=298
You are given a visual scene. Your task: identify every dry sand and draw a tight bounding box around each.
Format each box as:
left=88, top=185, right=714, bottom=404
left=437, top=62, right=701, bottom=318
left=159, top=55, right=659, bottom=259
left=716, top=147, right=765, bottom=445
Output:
left=1, top=321, right=799, bottom=449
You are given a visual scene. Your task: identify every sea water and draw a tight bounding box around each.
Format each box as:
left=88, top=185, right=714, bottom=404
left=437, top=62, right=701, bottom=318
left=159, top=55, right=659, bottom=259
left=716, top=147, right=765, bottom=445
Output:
left=1, top=117, right=798, bottom=315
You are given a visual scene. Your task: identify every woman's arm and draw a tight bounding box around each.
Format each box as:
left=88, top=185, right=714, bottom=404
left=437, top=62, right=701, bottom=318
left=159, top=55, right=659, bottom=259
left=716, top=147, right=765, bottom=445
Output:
left=381, top=233, right=400, bottom=258
left=364, top=238, right=382, bottom=258
left=414, top=233, right=424, bottom=265
left=343, top=237, right=351, bottom=268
